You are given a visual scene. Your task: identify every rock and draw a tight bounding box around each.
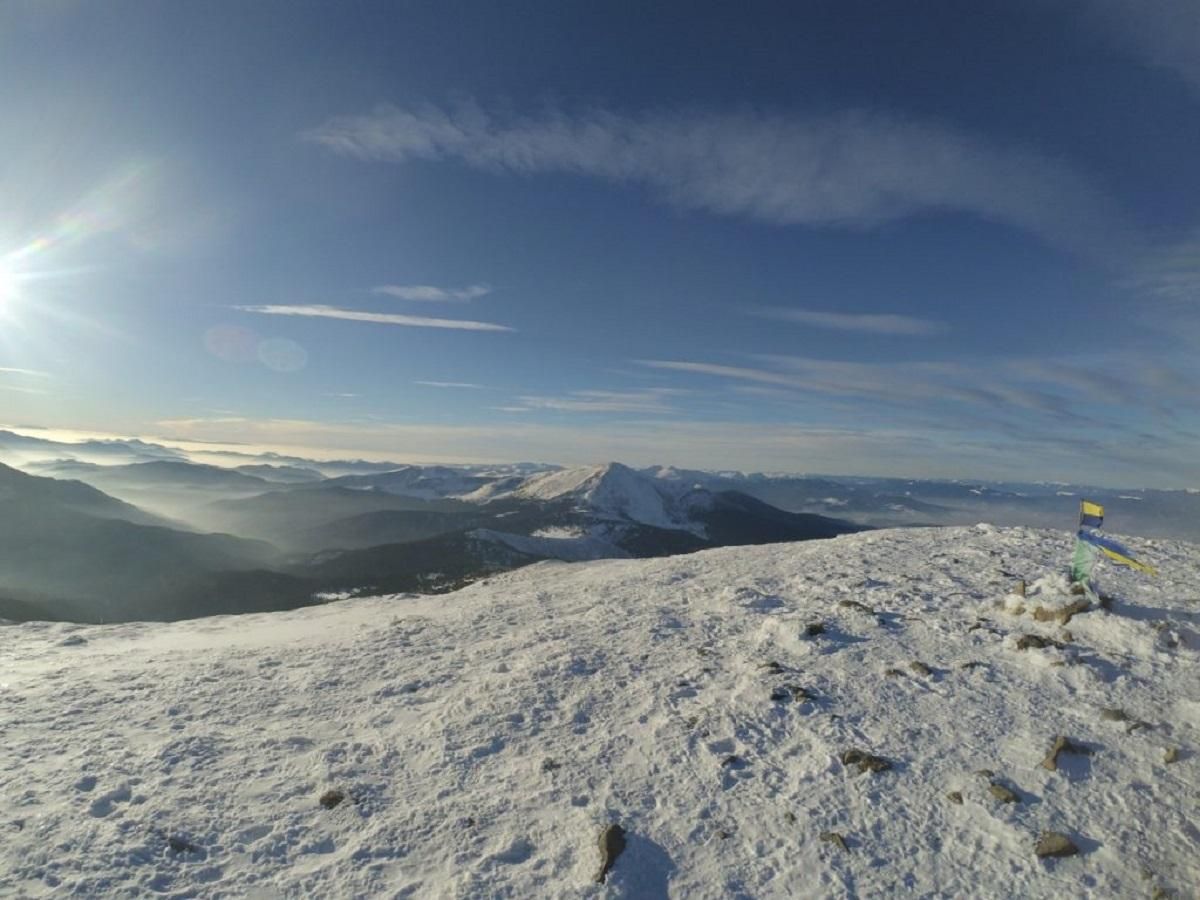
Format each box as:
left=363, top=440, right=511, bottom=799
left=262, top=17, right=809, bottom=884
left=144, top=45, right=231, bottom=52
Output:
left=974, top=769, right=995, bottom=778
left=988, top=782, right=1019, bottom=803
left=946, top=791, right=963, bottom=805
left=1031, top=598, right=1090, bottom=625
left=1163, top=746, right=1179, bottom=764
left=59, top=635, right=87, bottom=647
left=1014, top=580, right=1026, bottom=597
left=819, top=831, right=849, bottom=852
left=884, top=668, right=905, bottom=678
left=1100, top=707, right=1130, bottom=722
left=1035, top=831, right=1078, bottom=858
left=783, top=811, right=797, bottom=824
left=318, top=789, right=345, bottom=810
left=804, top=622, right=826, bottom=637
left=910, top=661, right=933, bottom=677
left=841, top=749, right=892, bottom=775
left=838, top=600, right=875, bottom=615
left=1041, top=735, right=1093, bottom=771
left=1015, top=634, right=1062, bottom=651
left=960, top=661, right=986, bottom=670
left=721, top=754, right=746, bottom=769
left=595, top=824, right=626, bottom=883
left=759, top=660, right=786, bottom=675
left=1069, top=582, right=1087, bottom=596
left=541, top=758, right=562, bottom=772
left=167, top=835, right=199, bottom=853
left=771, top=684, right=814, bottom=703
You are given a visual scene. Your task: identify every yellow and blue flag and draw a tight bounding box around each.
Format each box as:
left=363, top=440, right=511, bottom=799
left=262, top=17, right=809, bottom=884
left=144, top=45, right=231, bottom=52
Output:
left=1079, top=499, right=1104, bottom=529
left=1077, top=529, right=1156, bottom=576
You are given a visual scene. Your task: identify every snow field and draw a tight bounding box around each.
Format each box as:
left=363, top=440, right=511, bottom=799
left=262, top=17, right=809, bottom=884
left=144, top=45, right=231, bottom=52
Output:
left=1, top=525, right=1197, bottom=898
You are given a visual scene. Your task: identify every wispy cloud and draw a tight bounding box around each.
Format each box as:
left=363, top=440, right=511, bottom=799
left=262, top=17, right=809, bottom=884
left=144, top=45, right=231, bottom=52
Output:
left=415, top=380, right=487, bottom=389
left=507, top=388, right=683, bottom=414
left=0, top=366, right=50, bottom=378
left=236, top=304, right=514, bottom=332
left=307, top=102, right=1125, bottom=254
left=373, top=283, right=491, bottom=302
left=1071, top=0, right=1200, bottom=95
left=751, top=307, right=947, bottom=336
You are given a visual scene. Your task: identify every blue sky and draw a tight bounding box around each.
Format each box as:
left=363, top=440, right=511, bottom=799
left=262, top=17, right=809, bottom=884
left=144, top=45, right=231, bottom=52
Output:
left=1, top=0, right=1198, bottom=486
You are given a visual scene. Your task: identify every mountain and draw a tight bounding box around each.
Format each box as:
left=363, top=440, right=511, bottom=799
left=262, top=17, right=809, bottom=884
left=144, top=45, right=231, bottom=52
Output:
left=233, top=463, right=325, bottom=483
left=0, top=463, right=293, bottom=622
left=2, top=525, right=1193, bottom=897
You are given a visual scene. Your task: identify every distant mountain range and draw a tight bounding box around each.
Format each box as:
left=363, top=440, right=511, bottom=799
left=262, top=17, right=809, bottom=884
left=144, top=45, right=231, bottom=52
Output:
left=2, top=427, right=1197, bottom=624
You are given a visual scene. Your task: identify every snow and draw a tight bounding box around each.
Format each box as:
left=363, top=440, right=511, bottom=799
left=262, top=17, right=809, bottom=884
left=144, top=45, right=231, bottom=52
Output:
left=1, top=526, right=1198, bottom=898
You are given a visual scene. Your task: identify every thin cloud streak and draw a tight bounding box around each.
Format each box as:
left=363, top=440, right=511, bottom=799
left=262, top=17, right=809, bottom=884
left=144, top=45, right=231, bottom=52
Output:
left=0, top=366, right=51, bottom=378
left=511, top=389, right=682, bottom=414
left=1071, top=0, right=1200, bottom=94
left=373, top=283, right=491, bottom=302
left=415, top=380, right=487, bottom=389
left=752, top=307, right=947, bottom=336
left=236, top=304, right=514, bottom=332
left=307, top=102, right=1127, bottom=254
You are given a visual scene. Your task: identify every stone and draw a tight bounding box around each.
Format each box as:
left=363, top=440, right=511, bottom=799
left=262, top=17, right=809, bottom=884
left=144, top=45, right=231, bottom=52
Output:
left=1163, top=746, right=1179, bottom=764
left=819, top=831, right=849, bottom=852
left=960, top=661, right=986, bottom=670
left=988, top=783, right=1019, bottom=803
left=804, top=622, right=826, bottom=637
left=1035, top=831, right=1078, bottom=858
left=838, top=600, right=875, bottom=615
left=1041, top=735, right=1092, bottom=771
left=771, top=684, right=814, bottom=703
left=167, top=835, right=198, bottom=853
left=318, top=789, right=345, bottom=810
left=973, top=769, right=995, bottom=778
left=884, top=668, right=905, bottom=678
left=759, top=660, right=786, bottom=675
left=1015, top=634, right=1061, bottom=651
left=542, top=758, right=562, bottom=772
left=910, top=661, right=933, bottom=677
left=946, top=791, right=963, bottom=805
left=1100, top=707, right=1130, bottom=722
left=595, top=824, right=626, bottom=883
left=841, top=749, right=892, bottom=775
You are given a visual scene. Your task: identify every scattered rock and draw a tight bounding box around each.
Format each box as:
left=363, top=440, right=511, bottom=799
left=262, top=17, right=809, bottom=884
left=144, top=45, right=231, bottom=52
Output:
left=783, top=811, right=797, bottom=824
left=819, top=831, right=849, bottom=852
left=1068, top=582, right=1088, bottom=596
left=974, top=769, right=996, bottom=778
left=1015, top=634, right=1062, bottom=651
left=721, top=755, right=746, bottom=769
left=59, top=635, right=87, bottom=647
left=946, top=791, right=963, bottom=805
left=541, top=758, right=562, bottom=772
left=1041, top=735, right=1093, bottom=771
left=838, top=600, right=875, bottom=615
left=1100, top=707, right=1130, bottom=722
left=167, top=835, right=199, bottom=854
left=770, top=684, right=815, bottom=703
left=959, top=661, right=986, bottom=670
left=318, top=789, right=345, bottom=810
left=804, top=622, right=826, bottom=637
left=884, top=668, right=905, bottom=678
left=910, top=661, right=933, bottom=677
left=1031, top=598, right=1091, bottom=625
left=1013, top=580, right=1027, bottom=598
left=1059, top=630, right=1074, bottom=643
left=841, top=749, right=892, bottom=775
left=595, top=824, right=626, bottom=884
left=1163, top=746, right=1179, bottom=764
left=759, top=660, right=786, bottom=675
left=1035, top=831, right=1078, bottom=858
left=717, top=829, right=731, bottom=840
left=988, top=782, right=1019, bottom=803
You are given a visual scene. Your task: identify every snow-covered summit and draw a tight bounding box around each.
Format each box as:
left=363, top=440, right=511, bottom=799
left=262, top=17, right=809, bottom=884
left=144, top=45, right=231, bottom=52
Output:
left=2, top=525, right=1196, bottom=897
left=507, top=462, right=709, bottom=533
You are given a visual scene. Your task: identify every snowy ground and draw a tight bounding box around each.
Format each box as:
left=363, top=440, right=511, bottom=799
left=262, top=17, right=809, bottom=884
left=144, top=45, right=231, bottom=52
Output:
left=1, top=525, right=1197, bottom=898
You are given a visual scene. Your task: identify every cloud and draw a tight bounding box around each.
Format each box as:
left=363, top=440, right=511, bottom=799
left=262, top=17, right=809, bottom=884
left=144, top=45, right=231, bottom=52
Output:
left=235, top=304, right=514, bottom=332
left=751, top=307, right=947, bottom=336
left=0, top=366, right=50, bottom=377
left=373, top=283, right=491, bottom=302
left=306, top=102, right=1125, bottom=254
left=1072, top=0, right=1200, bottom=94
left=415, top=380, right=487, bottom=389
left=508, top=389, right=682, bottom=414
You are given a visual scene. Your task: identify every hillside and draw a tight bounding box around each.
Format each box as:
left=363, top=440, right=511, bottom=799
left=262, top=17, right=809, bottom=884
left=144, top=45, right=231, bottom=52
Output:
left=1, top=526, right=1195, bottom=897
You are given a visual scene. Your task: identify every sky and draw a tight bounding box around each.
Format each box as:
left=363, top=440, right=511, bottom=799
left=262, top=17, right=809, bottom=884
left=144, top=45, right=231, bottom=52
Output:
left=0, top=0, right=1198, bottom=487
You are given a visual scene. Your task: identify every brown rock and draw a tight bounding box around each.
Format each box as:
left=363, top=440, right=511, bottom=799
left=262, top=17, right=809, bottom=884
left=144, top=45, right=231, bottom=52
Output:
left=988, top=783, right=1019, bottom=803
left=1035, top=831, right=1078, bottom=858
left=841, top=749, right=892, bottom=775
left=910, top=661, right=933, bottom=677
left=1099, top=707, right=1130, bottom=722
left=946, top=791, right=963, bottom=805
left=318, top=789, right=345, bottom=810
left=1163, top=746, right=1179, bottom=764
left=1041, top=735, right=1092, bottom=771
left=595, top=823, right=626, bottom=883
left=819, top=831, right=849, bottom=852
left=838, top=600, right=875, bottom=615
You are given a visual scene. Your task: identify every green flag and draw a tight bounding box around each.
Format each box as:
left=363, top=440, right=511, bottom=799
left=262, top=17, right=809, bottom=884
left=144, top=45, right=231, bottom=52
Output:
left=1071, top=535, right=1098, bottom=585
